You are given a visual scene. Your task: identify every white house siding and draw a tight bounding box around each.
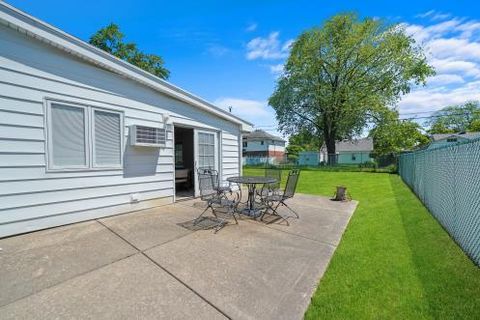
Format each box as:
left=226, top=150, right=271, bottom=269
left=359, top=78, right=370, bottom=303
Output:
left=0, top=24, right=242, bottom=237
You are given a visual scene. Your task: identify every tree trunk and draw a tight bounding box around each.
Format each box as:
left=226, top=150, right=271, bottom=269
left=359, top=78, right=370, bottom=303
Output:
left=325, top=133, right=337, bottom=165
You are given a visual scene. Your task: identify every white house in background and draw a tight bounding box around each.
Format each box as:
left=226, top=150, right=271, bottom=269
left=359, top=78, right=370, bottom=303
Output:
left=242, top=130, right=285, bottom=164
left=0, top=3, right=252, bottom=237
left=427, top=132, right=480, bottom=150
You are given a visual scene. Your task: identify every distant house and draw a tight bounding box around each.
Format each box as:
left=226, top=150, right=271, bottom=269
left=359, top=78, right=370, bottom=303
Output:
left=298, top=138, right=374, bottom=165
left=427, top=132, right=480, bottom=150
left=242, top=130, right=285, bottom=164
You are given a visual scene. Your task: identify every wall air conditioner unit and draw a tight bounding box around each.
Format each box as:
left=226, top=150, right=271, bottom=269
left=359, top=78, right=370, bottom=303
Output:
left=130, top=125, right=166, bottom=147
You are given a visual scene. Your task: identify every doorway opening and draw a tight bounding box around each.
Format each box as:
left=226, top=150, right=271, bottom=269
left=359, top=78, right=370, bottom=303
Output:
left=174, top=127, right=195, bottom=200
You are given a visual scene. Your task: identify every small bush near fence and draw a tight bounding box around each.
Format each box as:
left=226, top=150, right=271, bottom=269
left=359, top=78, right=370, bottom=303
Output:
left=399, top=137, right=480, bottom=265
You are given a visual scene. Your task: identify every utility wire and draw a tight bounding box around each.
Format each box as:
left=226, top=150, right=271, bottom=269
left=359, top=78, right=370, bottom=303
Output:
left=400, top=111, right=480, bottom=121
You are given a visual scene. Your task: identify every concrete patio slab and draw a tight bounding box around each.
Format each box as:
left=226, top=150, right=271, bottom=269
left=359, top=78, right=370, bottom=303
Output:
left=291, top=193, right=358, bottom=213
left=145, top=220, right=336, bottom=320
left=263, top=194, right=358, bottom=246
left=0, top=254, right=227, bottom=320
left=0, top=193, right=357, bottom=319
left=99, top=204, right=199, bottom=250
left=0, top=221, right=136, bottom=307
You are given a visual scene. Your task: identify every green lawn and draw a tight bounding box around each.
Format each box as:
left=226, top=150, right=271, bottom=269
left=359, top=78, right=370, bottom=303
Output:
left=244, top=168, right=480, bottom=319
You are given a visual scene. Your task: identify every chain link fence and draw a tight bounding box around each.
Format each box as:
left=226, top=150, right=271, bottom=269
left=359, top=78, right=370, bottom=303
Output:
left=399, top=137, right=480, bottom=265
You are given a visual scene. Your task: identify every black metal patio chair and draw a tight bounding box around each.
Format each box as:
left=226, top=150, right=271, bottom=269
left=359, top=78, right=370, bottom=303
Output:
left=194, top=168, right=240, bottom=233
left=198, top=168, right=233, bottom=197
left=260, top=169, right=300, bottom=225
left=257, top=167, right=282, bottom=200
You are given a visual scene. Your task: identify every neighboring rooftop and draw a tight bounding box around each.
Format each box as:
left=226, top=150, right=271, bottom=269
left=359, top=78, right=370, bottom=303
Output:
left=321, top=137, right=374, bottom=152
left=431, top=132, right=480, bottom=141
left=243, top=129, right=285, bottom=142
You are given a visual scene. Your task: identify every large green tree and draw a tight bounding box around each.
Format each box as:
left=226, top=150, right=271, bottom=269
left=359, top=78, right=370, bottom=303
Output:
left=370, top=111, right=429, bottom=156
left=89, top=24, right=170, bottom=79
left=269, top=14, right=434, bottom=163
left=427, top=101, right=480, bottom=134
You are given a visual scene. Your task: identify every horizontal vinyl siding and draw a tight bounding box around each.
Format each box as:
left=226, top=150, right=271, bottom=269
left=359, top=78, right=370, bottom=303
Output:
left=0, top=24, right=242, bottom=237
left=222, top=133, right=240, bottom=180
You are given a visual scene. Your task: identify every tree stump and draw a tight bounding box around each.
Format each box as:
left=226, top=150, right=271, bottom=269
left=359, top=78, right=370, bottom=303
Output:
left=334, top=185, right=348, bottom=201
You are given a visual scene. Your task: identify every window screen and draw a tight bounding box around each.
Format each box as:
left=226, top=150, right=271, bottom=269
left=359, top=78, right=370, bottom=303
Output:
left=94, top=110, right=121, bottom=166
left=50, top=103, right=87, bottom=167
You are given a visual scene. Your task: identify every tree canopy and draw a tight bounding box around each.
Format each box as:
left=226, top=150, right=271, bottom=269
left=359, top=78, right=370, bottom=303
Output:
left=89, top=24, right=170, bottom=79
left=427, top=101, right=480, bottom=134
left=370, top=111, right=429, bottom=156
left=269, top=13, right=434, bottom=163
left=285, top=129, right=322, bottom=160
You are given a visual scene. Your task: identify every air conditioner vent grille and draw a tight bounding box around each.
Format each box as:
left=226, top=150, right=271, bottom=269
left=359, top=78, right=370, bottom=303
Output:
left=130, top=125, right=166, bottom=147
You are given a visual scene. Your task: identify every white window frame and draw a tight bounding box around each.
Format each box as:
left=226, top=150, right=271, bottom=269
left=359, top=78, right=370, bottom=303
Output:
left=45, top=99, right=124, bottom=172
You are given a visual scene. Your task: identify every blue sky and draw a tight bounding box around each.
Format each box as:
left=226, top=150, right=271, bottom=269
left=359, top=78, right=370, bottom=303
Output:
left=7, top=0, right=480, bottom=136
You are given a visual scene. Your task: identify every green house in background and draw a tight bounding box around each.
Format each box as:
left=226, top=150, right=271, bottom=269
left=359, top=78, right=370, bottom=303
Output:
left=298, top=138, right=374, bottom=165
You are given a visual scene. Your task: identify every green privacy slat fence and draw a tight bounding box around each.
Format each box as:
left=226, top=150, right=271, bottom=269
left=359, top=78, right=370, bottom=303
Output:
left=399, top=137, right=480, bottom=266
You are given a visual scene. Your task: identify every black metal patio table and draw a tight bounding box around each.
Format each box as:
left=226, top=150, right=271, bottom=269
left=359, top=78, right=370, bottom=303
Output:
left=227, top=176, right=277, bottom=218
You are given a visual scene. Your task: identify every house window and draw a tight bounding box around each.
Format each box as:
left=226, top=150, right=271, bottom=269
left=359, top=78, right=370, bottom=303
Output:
left=93, top=109, right=122, bottom=167
left=447, top=138, right=457, bottom=142
left=47, top=101, right=123, bottom=170
left=50, top=103, right=88, bottom=168
left=351, top=154, right=356, bottom=161
left=260, top=141, right=264, bottom=145
left=243, top=141, right=247, bottom=147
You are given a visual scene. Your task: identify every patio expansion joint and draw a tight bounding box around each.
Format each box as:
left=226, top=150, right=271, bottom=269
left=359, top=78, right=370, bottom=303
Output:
left=95, top=219, right=232, bottom=320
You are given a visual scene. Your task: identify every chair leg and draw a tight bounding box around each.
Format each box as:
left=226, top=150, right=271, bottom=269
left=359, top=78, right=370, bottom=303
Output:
left=266, top=202, right=289, bottom=226
left=230, top=205, right=238, bottom=225
left=194, top=202, right=216, bottom=225
left=260, top=201, right=273, bottom=221
left=261, top=201, right=289, bottom=225
left=282, top=201, right=300, bottom=218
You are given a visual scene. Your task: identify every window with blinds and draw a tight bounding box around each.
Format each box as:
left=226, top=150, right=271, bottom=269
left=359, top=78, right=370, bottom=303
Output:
left=47, top=101, right=123, bottom=170
left=50, top=103, right=87, bottom=168
left=94, top=110, right=122, bottom=166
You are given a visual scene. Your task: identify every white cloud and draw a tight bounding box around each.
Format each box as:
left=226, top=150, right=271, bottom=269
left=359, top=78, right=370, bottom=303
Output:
left=416, top=10, right=435, bottom=19
left=427, top=74, right=464, bottom=86
left=246, top=22, right=257, bottom=32
left=269, top=63, right=284, bottom=75
left=398, top=14, right=480, bottom=114
left=214, top=97, right=281, bottom=134
left=399, top=81, right=480, bottom=114
left=428, top=38, right=480, bottom=61
left=403, top=19, right=463, bottom=43
left=246, top=32, right=293, bottom=60
left=430, top=58, right=480, bottom=78
left=431, top=13, right=451, bottom=21
left=215, top=97, right=271, bottom=119
left=415, top=10, right=451, bottom=21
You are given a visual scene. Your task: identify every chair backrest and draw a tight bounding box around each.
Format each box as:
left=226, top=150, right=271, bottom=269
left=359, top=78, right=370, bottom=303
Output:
left=283, top=169, right=300, bottom=199
left=197, top=168, right=218, bottom=200
left=265, top=168, right=281, bottom=189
